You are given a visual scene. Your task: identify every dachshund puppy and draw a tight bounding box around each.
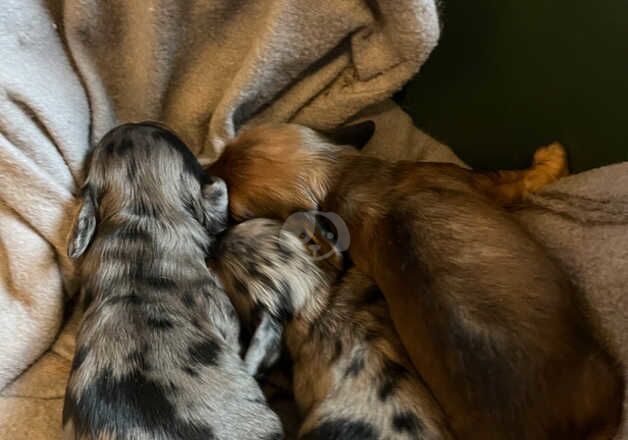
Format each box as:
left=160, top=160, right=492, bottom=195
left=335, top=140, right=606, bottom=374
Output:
left=207, top=122, right=624, bottom=439
left=63, top=122, right=283, bottom=440
left=212, top=218, right=453, bottom=439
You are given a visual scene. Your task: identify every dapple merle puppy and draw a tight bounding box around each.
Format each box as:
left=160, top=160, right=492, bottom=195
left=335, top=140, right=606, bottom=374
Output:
left=63, top=122, right=283, bottom=440
left=212, top=218, right=453, bottom=439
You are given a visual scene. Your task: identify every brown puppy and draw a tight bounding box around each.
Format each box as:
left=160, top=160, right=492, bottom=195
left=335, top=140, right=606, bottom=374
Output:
left=207, top=122, right=624, bottom=440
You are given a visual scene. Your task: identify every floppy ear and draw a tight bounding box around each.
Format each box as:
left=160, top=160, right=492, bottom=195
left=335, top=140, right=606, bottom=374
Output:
left=198, top=176, right=229, bottom=235
left=67, top=188, right=97, bottom=259
left=243, top=311, right=284, bottom=377
left=323, top=120, right=375, bottom=150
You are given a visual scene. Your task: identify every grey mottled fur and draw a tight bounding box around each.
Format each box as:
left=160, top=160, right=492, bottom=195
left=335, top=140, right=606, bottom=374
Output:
left=213, top=218, right=453, bottom=439
left=63, top=122, right=283, bottom=440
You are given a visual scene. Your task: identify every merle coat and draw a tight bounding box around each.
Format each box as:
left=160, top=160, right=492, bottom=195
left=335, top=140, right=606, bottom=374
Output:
left=63, top=122, right=283, bottom=440
left=213, top=218, right=453, bottom=440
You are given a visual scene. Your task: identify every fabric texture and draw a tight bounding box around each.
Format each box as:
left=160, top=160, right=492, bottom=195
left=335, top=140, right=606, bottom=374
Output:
left=0, top=1, right=625, bottom=439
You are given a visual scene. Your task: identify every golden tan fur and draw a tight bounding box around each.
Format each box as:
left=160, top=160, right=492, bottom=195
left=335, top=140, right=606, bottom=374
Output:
left=472, top=142, right=569, bottom=206
left=209, top=125, right=333, bottom=220
left=207, top=122, right=623, bottom=440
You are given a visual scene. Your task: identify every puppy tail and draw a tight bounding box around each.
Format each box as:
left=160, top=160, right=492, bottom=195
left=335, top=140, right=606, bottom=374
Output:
left=472, top=142, right=568, bottom=206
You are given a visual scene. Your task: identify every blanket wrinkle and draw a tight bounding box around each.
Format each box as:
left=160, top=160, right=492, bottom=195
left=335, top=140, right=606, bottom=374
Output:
left=521, top=193, right=628, bottom=225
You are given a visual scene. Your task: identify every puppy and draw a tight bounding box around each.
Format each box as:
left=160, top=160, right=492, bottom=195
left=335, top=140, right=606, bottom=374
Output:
left=207, top=122, right=624, bottom=439
left=212, top=218, right=453, bottom=439
left=63, top=122, right=283, bottom=440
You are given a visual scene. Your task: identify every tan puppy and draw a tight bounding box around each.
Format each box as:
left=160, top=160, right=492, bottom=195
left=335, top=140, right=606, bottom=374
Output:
left=207, top=122, right=624, bottom=440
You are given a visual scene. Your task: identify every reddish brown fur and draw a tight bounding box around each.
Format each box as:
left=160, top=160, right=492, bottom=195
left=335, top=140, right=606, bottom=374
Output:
left=209, top=124, right=332, bottom=220
left=207, top=123, right=624, bottom=439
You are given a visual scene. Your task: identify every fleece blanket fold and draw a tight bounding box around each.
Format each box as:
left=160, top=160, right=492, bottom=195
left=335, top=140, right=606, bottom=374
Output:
left=0, top=1, right=625, bottom=439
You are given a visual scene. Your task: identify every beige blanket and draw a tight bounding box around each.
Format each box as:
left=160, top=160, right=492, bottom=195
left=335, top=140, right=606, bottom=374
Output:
left=1, top=1, right=626, bottom=439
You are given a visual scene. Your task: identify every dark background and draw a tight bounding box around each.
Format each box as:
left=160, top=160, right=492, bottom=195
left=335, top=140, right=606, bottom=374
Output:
left=395, top=0, right=628, bottom=172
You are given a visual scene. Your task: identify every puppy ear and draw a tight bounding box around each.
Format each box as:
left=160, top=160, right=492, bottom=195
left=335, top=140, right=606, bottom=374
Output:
left=323, top=120, right=375, bottom=150
left=199, top=176, right=229, bottom=235
left=67, top=188, right=97, bottom=259
left=243, top=311, right=284, bottom=377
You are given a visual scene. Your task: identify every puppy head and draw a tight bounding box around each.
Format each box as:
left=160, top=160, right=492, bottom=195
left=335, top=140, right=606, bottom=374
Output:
left=206, top=121, right=375, bottom=221
left=67, top=121, right=228, bottom=259
left=211, top=218, right=331, bottom=376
